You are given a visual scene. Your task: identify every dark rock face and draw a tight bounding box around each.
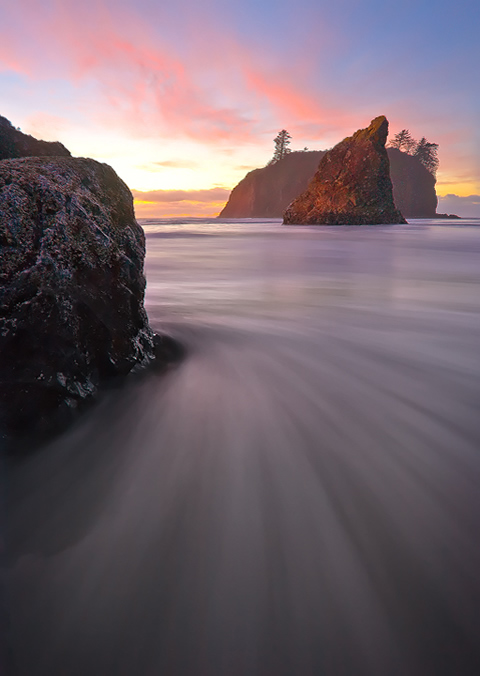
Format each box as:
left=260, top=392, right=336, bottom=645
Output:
left=0, top=157, right=155, bottom=441
left=219, top=151, right=326, bottom=218
left=0, top=115, right=71, bottom=160
left=388, top=148, right=437, bottom=218
left=284, top=116, right=406, bottom=225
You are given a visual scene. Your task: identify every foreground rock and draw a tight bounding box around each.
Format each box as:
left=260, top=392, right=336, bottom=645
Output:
left=284, top=116, right=406, bottom=225
left=0, top=115, right=71, bottom=159
left=0, top=157, right=156, bottom=443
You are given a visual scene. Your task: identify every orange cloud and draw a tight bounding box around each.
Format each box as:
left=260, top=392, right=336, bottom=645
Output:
left=132, top=188, right=230, bottom=203
left=134, top=200, right=227, bottom=219
left=137, top=160, right=200, bottom=170
left=133, top=186, right=231, bottom=217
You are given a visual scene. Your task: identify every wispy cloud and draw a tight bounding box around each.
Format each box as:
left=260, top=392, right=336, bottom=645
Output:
left=0, top=1, right=257, bottom=143
left=135, top=160, right=200, bottom=172
left=152, top=160, right=198, bottom=169
left=0, top=0, right=357, bottom=148
left=21, top=111, right=71, bottom=142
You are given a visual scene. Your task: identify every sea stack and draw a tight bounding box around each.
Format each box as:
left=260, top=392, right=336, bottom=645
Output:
left=219, top=148, right=437, bottom=219
left=283, top=116, right=406, bottom=225
left=0, top=157, right=156, bottom=442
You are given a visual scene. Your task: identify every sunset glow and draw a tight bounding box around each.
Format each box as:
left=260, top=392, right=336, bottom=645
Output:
left=1, top=0, right=479, bottom=216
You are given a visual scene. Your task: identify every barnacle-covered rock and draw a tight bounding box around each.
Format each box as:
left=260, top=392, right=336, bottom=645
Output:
left=0, top=157, right=155, bottom=441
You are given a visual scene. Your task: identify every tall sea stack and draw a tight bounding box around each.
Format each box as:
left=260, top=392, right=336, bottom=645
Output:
left=283, top=116, right=406, bottom=225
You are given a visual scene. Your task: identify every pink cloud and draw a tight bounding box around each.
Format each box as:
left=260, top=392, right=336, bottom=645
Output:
left=0, top=44, right=28, bottom=76
left=0, top=1, right=254, bottom=142
left=0, top=0, right=353, bottom=147
left=1, top=0, right=475, bottom=194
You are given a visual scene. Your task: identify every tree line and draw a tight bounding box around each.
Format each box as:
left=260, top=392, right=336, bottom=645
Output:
left=388, top=129, right=439, bottom=176
left=268, top=127, right=439, bottom=177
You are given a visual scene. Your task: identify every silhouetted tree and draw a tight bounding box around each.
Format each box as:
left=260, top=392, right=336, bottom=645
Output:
left=389, top=129, right=416, bottom=154
left=414, top=137, right=439, bottom=176
left=270, top=129, right=292, bottom=164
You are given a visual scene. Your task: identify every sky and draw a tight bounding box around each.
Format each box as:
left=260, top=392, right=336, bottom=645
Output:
left=1, top=0, right=479, bottom=218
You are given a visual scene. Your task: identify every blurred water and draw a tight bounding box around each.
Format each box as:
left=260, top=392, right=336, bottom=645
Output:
left=6, top=218, right=480, bottom=675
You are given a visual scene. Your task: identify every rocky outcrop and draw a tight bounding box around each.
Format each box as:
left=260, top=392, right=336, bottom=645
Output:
left=220, top=134, right=437, bottom=220
left=0, top=157, right=155, bottom=442
left=283, top=116, right=406, bottom=225
left=0, top=115, right=71, bottom=160
left=219, top=151, right=325, bottom=218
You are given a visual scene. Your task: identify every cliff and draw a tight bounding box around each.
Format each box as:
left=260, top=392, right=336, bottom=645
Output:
left=219, top=151, right=325, bottom=218
left=0, top=115, right=71, bottom=159
left=388, top=147, right=437, bottom=218
left=284, top=116, right=406, bottom=225
left=219, top=144, right=437, bottom=219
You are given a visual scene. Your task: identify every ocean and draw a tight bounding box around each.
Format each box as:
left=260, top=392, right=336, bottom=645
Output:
left=6, top=218, right=480, bottom=675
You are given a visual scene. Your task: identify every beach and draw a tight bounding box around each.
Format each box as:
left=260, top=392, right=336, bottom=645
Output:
left=7, top=218, right=480, bottom=675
